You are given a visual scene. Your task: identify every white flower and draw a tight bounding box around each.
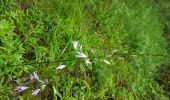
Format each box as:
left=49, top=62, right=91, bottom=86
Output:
left=30, top=72, right=40, bottom=81
left=32, top=89, right=41, bottom=96
left=15, top=86, right=29, bottom=92
left=76, top=52, right=87, bottom=58
left=72, top=41, right=78, bottom=50
left=103, top=59, right=111, bottom=65
left=56, top=65, right=66, bottom=70
left=41, top=84, right=46, bottom=90
left=85, top=59, right=92, bottom=66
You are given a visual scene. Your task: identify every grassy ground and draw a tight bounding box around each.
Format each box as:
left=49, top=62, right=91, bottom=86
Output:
left=157, top=0, right=170, bottom=98
left=0, top=0, right=169, bottom=99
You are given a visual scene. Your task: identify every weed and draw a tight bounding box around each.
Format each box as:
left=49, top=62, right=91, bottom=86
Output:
left=0, top=0, right=169, bottom=99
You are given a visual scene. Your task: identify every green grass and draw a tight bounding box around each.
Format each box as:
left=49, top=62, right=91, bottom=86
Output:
left=0, top=0, right=169, bottom=99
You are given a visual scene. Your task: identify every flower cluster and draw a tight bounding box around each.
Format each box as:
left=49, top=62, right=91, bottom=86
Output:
left=15, top=72, right=47, bottom=96
left=15, top=40, right=118, bottom=97
left=15, top=86, right=29, bottom=92
left=55, top=40, right=92, bottom=71
left=73, top=40, right=92, bottom=66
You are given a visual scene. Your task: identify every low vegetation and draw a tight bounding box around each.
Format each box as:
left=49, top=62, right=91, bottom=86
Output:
left=0, top=0, right=169, bottom=99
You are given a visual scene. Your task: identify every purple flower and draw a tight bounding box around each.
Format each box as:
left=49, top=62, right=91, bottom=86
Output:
left=30, top=72, right=40, bottom=81
left=15, top=86, right=29, bottom=92
left=76, top=52, right=87, bottom=58
left=33, top=72, right=39, bottom=80
left=32, top=89, right=41, bottom=96
left=30, top=72, right=46, bottom=84
left=30, top=74, right=34, bottom=80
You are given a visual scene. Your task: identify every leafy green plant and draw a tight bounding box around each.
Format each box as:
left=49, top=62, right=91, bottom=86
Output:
left=0, top=0, right=169, bottom=99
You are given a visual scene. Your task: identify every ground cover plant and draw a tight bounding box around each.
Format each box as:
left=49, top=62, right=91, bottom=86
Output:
left=0, top=0, right=169, bottom=99
left=156, top=0, right=170, bottom=98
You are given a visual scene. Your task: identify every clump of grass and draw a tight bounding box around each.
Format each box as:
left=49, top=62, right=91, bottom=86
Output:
left=0, top=0, right=169, bottom=99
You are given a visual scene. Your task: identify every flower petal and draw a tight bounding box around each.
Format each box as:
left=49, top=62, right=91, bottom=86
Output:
left=30, top=74, right=34, bottom=80
left=33, top=72, right=40, bottom=81
left=41, top=84, right=46, bottom=90
left=76, top=52, right=87, bottom=58
left=56, top=65, right=66, bottom=70
left=85, top=59, right=92, bottom=66
left=16, top=86, right=29, bottom=92
left=32, top=89, right=41, bottom=96
left=30, top=72, right=40, bottom=81
left=72, top=41, right=78, bottom=50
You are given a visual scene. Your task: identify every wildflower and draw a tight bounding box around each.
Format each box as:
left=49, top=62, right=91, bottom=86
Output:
left=30, top=74, right=34, bottom=80
left=56, top=65, right=66, bottom=70
left=41, top=84, right=46, bottom=90
left=33, top=72, right=39, bottom=80
left=103, top=59, right=111, bottom=65
left=32, top=89, right=41, bottom=96
left=30, top=72, right=46, bottom=84
left=85, top=59, right=92, bottom=66
left=15, top=86, right=29, bottom=92
left=30, top=72, right=40, bottom=81
left=72, top=41, right=78, bottom=50
left=76, top=52, right=87, bottom=58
